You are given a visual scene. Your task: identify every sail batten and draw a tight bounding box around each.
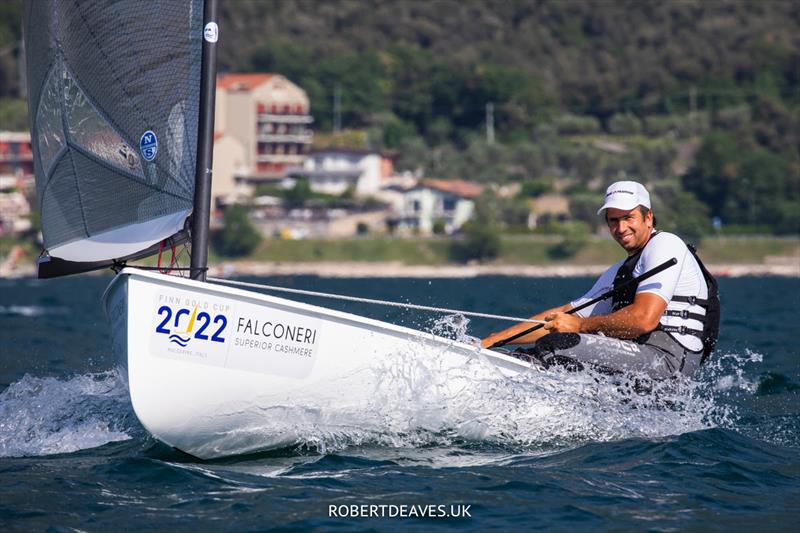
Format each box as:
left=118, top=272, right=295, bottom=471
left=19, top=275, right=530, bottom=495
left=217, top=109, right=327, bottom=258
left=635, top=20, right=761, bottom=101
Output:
left=24, top=0, right=204, bottom=268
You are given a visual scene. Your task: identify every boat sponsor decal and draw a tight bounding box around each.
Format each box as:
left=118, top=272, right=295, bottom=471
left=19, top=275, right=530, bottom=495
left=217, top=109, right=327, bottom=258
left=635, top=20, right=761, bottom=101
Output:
left=149, top=288, right=320, bottom=378
left=139, top=130, right=158, bottom=161
left=228, top=303, right=321, bottom=378
left=150, top=291, right=232, bottom=369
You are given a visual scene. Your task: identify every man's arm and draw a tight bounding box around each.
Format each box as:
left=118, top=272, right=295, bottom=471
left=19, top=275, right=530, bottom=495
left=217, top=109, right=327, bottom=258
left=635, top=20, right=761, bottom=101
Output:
left=543, top=292, right=666, bottom=339
left=481, top=303, right=573, bottom=348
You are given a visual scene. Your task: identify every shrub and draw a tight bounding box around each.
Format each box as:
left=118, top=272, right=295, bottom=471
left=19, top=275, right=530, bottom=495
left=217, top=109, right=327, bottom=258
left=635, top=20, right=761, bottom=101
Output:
left=554, top=113, right=601, bottom=135
left=548, top=221, right=590, bottom=259
left=211, top=205, right=261, bottom=257
left=608, top=112, right=643, bottom=135
left=449, top=222, right=501, bottom=263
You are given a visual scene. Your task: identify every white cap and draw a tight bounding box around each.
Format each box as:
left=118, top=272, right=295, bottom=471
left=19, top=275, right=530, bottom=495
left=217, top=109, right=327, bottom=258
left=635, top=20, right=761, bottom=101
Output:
left=597, top=180, right=651, bottom=215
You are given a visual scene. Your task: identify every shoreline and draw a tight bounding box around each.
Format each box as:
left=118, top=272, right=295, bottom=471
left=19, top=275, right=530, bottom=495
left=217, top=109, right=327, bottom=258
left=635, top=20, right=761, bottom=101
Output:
left=2, top=259, right=798, bottom=280
left=206, top=260, right=800, bottom=279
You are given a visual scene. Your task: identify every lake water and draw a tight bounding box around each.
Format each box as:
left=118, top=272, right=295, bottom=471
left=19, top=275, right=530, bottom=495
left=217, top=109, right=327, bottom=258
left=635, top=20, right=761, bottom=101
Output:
left=1, top=274, right=798, bottom=531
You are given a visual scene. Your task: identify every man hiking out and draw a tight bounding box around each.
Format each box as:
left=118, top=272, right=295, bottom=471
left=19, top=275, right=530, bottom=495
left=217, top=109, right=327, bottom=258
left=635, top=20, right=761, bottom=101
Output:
left=481, top=180, right=719, bottom=380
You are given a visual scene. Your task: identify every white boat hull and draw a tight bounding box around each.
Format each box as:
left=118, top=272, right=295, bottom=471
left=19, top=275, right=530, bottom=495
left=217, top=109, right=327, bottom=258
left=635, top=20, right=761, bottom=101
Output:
left=103, top=268, right=533, bottom=459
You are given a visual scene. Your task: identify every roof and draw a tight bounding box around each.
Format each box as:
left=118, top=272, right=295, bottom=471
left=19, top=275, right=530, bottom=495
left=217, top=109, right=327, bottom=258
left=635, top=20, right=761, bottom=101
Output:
left=415, top=179, right=483, bottom=199
left=217, top=73, right=274, bottom=91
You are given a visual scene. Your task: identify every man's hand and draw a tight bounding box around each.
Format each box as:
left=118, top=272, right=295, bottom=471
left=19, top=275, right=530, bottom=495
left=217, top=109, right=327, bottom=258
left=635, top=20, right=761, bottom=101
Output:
left=480, top=303, right=575, bottom=348
left=543, top=312, right=583, bottom=334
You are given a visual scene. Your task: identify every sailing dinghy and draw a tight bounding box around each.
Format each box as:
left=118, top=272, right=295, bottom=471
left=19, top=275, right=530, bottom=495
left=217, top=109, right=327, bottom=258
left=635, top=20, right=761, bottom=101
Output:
left=24, top=0, right=531, bottom=459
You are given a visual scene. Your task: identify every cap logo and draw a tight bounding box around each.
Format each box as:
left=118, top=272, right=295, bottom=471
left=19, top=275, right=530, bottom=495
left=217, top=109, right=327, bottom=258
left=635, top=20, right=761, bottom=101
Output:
left=606, top=189, right=634, bottom=197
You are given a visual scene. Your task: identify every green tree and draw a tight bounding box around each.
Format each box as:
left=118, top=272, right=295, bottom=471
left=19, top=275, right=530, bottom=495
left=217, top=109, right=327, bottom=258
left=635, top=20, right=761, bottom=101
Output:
left=569, top=192, right=605, bottom=232
left=0, top=98, right=27, bottom=130
left=450, top=221, right=501, bottom=263
left=519, top=178, right=552, bottom=198
left=650, top=181, right=712, bottom=244
left=682, top=131, right=741, bottom=219
left=212, top=205, right=261, bottom=257
left=683, top=130, right=799, bottom=233
left=284, top=177, right=313, bottom=208
left=548, top=221, right=590, bottom=259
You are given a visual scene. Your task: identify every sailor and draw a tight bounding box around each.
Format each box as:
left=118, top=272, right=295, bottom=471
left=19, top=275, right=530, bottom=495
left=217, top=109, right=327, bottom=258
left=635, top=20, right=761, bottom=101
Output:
left=481, top=180, right=719, bottom=379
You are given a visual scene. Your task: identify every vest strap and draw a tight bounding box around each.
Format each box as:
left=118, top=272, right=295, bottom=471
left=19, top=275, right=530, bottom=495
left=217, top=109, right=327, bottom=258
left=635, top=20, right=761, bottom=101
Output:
left=663, top=309, right=707, bottom=322
left=672, top=295, right=709, bottom=306
left=659, top=324, right=704, bottom=337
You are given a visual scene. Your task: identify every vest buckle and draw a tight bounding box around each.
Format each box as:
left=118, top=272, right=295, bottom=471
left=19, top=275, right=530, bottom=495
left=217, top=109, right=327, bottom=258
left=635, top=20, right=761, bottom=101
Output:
left=681, top=309, right=689, bottom=319
left=687, top=296, right=697, bottom=305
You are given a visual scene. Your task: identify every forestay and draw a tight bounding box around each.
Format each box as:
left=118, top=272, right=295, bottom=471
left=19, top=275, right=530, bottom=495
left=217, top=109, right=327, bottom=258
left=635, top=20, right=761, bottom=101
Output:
left=23, top=0, right=204, bottom=264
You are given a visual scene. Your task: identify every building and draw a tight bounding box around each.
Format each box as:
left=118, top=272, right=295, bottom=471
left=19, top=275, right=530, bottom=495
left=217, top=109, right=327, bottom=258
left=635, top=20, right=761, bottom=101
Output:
left=527, top=193, right=570, bottom=228
left=0, top=132, right=34, bottom=235
left=289, top=148, right=394, bottom=197
left=212, top=73, right=313, bottom=207
left=0, top=131, right=34, bottom=177
left=252, top=204, right=391, bottom=239
left=394, top=179, right=483, bottom=235
left=0, top=175, right=33, bottom=235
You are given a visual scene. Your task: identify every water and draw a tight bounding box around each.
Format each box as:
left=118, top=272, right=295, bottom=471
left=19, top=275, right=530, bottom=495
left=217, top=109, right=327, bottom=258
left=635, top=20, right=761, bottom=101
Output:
left=1, top=274, right=798, bottom=530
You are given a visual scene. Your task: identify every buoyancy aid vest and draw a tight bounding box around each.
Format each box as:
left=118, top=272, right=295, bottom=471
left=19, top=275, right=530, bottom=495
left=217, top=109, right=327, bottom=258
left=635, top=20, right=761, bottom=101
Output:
left=611, top=232, right=720, bottom=363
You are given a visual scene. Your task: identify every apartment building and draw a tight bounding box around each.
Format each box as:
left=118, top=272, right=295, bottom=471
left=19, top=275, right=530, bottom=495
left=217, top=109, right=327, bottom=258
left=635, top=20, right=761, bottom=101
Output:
left=0, top=131, right=34, bottom=177
left=0, top=132, right=34, bottom=235
left=290, top=148, right=394, bottom=197
left=213, top=73, right=313, bottom=207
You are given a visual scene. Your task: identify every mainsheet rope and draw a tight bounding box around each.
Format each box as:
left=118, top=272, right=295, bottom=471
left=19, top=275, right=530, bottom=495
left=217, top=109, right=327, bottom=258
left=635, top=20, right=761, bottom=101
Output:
left=206, top=276, right=546, bottom=324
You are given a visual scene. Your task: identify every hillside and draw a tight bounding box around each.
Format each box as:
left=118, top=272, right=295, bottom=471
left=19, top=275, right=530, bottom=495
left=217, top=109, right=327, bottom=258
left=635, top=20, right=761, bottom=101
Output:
left=0, top=1, right=798, bottom=236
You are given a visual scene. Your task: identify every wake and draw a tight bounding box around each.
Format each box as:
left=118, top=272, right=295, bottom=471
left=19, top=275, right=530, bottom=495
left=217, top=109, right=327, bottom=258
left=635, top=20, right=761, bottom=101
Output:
left=0, top=317, right=757, bottom=459
left=0, top=370, right=132, bottom=457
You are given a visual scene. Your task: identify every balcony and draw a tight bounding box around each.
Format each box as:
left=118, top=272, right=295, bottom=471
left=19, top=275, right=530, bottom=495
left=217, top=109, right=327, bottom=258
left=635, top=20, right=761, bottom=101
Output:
left=257, top=132, right=313, bottom=144
left=257, top=113, right=314, bottom=124
left=0, top=153, right=33, bottom=162
left=255, top=154, right=306, bottom=163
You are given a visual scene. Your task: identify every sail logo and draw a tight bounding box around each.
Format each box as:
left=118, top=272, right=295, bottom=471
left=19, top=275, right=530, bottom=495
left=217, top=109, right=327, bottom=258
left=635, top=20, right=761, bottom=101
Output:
left=204, top=22, right=219, bottom=43
left=154, top=304, right=228, bottom=346
left=139, top=130, right=158, bottom=161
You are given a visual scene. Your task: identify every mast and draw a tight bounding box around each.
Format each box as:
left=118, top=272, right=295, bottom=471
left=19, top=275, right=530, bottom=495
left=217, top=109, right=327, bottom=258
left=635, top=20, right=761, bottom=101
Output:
left=190, top=0, right=219, bottom=281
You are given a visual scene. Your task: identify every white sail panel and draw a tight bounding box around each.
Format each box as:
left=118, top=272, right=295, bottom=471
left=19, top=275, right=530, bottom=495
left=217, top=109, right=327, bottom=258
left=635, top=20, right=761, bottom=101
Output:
left=48, top=210, right=190, bottom=262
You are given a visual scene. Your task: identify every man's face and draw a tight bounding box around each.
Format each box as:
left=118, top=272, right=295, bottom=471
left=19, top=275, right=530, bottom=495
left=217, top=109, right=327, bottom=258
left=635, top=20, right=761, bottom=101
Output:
left=605, top=207, right=653, bottom=253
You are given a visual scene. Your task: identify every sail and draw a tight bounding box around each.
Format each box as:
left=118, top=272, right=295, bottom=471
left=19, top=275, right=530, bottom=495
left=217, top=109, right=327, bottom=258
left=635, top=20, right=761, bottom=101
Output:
left=23, top=0, right=204, bottom=264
